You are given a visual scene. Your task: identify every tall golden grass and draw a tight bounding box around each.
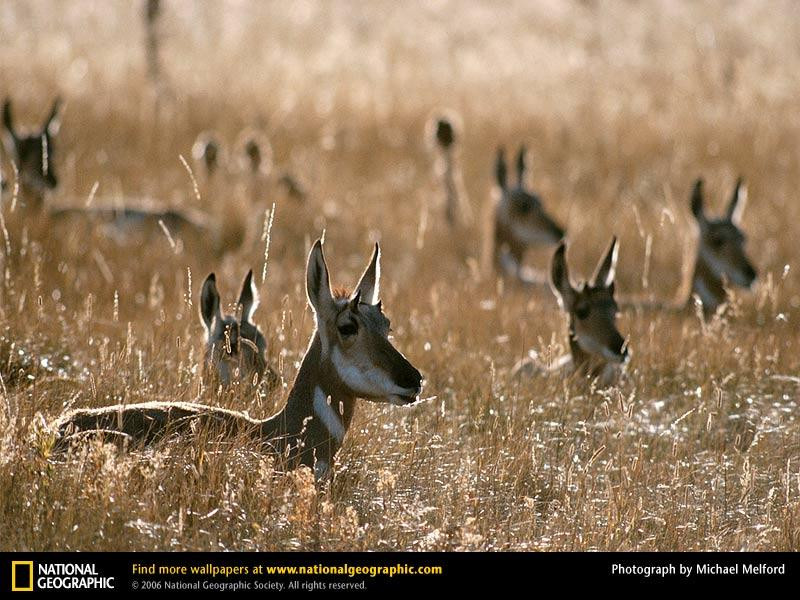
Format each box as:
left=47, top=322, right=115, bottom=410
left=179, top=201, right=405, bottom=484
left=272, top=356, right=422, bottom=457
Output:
left=0, top=0, right=798, bottom=550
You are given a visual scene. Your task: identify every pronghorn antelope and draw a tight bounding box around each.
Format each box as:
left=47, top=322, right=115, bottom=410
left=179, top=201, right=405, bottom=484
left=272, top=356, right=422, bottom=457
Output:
left=426, top=114, right=471, bottom=225
left=512, top=237, right=629, bottom=386
left=621, top=178, right=757, bottom=316
left=192, top=131, right=225, bottom=180
left=4, top=97, right=214, bottom=247
left=688, top=178, right=756, bottom=314
left=2, top=97, right=61, bottom=210
left=239, top=130, right=307, bottom=202
left=200, top=269, right=279, bottom=389
left=235, top=129, right=273, bottom=177
left=52, top=239, right=424, bottom=481
left=490, top=146, right=565, bottom=283
left=233, top=129, right=273, bottom=207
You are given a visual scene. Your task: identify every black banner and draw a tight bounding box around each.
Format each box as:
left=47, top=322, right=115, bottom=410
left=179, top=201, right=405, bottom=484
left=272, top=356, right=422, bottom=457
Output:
left=1, top=552, right=797, bottom=594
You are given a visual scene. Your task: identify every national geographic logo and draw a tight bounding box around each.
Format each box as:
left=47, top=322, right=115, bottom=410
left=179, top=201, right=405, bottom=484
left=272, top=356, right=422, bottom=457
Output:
left=11, top=562, right=33, bottom=592
left=10, top=561, right=115, bottom=591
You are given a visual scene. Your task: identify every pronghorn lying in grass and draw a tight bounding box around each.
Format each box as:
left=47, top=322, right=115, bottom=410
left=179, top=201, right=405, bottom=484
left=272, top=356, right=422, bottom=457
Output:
left=2, top=97, right=61, bottom=210
left=200, top=269, right=279, bottom=390
left=3, top=96, right=213, bottom=247
left=622, top=178, right=757, bottom=316
left=53, top=240, right=424, bottom=481
left=426, top=114, right=471, bottom=226
left=236, top=129, right=306, bottom=202
left=490, top=146, right=565, bottom=283
left=512, top=237, right=629, bottom=386
left=687, top=178, right=756, bottom=314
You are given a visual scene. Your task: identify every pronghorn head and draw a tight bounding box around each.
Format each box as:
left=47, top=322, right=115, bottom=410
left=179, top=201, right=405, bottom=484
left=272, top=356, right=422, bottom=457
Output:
left=200, top=269, right=275, bottom=389
left=305, top=239, right=423, bottom=405
left=550, top=237, right=629, bottom=366
left=691, top=178, right=757, bottom=290
left=2, top=97, right=61, bottom=198
left=236, top=130, right=273, bottom=176
left=192, top=132, right=224, bottom=177
left=495, top=146, right=564, bottom=245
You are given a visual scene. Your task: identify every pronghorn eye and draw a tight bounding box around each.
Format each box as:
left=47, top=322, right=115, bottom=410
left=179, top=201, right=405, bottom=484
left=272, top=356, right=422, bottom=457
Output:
left=709, top=236, right=724, bottom=249
left=338, top=321, right=358, bottom=337
left=575, top=305, right=590, bottom=320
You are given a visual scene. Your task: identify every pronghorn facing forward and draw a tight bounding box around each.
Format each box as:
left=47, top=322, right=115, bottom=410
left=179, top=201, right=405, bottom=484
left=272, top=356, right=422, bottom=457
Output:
left=490, top=146, right=565, bottom=283
left=512, top=237, right=629, bottom=386
left=2, top=97, right=61, bottom=210
left=52, top=240, right=424, bottom=481
left=199, top=269, right=279, bottom=390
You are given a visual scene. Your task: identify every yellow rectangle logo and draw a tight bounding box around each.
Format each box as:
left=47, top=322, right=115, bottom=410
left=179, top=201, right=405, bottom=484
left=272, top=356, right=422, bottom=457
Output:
left=11, top=561, right=34, bottom=592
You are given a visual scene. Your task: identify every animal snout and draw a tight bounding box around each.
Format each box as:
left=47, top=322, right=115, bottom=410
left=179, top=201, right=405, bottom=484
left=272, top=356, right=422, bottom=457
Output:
left=395, top=361, right=423, bottom=396
left=606, top=331, right=629, bottom=364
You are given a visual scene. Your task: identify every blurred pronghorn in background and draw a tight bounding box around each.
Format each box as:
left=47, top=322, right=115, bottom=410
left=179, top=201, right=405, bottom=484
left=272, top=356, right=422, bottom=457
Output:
left=2, top=97, right=61, bottom=211
left=487, top=145, right=565, bottom=284
left=513, top=237, right=628, bottom=386
left=52, top=239, right=424, bottom=482
left=621, top=178, right=757, bottom=316
left=688, top=178, right=756, bottom=314
left=3, top=97, right=216, bottom=251
left=426, top=113, right=471, bottom=226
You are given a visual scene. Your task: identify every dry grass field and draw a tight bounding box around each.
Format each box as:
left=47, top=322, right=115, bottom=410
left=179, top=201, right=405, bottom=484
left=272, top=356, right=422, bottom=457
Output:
left=1, top=0, right=799, bottom=551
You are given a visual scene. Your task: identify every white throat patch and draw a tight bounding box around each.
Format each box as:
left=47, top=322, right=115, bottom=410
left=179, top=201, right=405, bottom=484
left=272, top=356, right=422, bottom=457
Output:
left=331, top=346, right=412, bottom=399
left=313, top=386, right=345, bottom=444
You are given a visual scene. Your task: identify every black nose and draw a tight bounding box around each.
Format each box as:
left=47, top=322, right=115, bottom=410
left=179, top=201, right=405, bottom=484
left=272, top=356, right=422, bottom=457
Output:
left=396, top=362, right=423, bottom=393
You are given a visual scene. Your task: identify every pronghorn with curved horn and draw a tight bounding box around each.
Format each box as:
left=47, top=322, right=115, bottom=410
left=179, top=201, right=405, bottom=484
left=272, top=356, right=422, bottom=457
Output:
left=621, top=177, right=757, bottom=316
left=52, top=239, right=424, bottom=481
left=199, top=269, right=279, bottom=390
left=488, top=145, right=565, bottom=283
left=512, top=236, right=629, bottom=386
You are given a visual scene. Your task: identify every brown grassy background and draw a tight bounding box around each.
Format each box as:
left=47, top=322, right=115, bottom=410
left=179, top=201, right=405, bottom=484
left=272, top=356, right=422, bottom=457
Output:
left=1, top=0, right=799, bottom=551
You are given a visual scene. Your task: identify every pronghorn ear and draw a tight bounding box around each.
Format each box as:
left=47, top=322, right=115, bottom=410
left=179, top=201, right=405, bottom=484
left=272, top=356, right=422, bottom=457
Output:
left=200, top=273, right=222, bottom=332
left=43, top=97, right=61, bottom=137
left=515, top=145, right=527, bottom=187
left=2, top=98, right=17, bottom=142
left=353, top=242, right=380, bottom=305
left=550, top=242, right=575, bottom=308
left=592, top=236, right=619, bottom=288
left=495, top=147, right=507, bottom=190
left=690, top=178, right=705, bottom=222
left=306, top=239, right=336, bottom=319
left=726, top=177, right=747, bottom=225
left=237, top=269, right=259, bottom=323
